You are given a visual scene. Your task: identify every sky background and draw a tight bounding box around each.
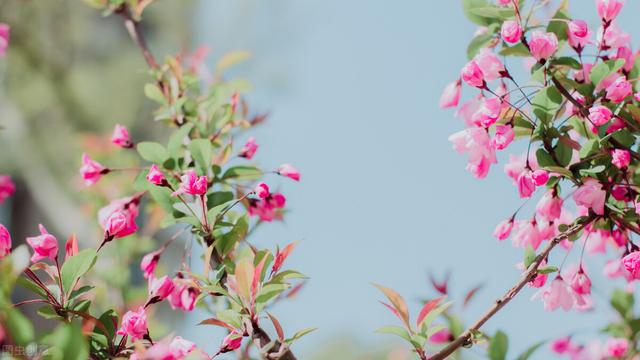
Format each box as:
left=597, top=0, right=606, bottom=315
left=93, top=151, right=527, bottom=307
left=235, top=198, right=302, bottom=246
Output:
left=186, top=1, right=640, bottom=358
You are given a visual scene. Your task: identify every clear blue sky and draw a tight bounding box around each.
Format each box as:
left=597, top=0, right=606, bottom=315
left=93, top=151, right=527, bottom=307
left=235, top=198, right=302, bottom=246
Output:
left=186, top=1, right=640, bottom=358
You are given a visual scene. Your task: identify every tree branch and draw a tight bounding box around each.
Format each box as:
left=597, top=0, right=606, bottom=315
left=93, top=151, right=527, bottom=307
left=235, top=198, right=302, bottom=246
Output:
left=116, top=5, right=158, bottom=69
left=428, top=218, right=592, bottom=360
left=252, top=323, right=297, bottom=360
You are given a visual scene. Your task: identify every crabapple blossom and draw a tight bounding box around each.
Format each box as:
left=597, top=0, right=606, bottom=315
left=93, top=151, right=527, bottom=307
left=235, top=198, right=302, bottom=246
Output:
left=0, top=24, right=9, bottom=57
left=539, top=277, right=574, bottom=311
left=471, top=97, right=502, bottom=128
left=500, top=20, right=521, bottom=44
left=249, top=192, right=286, bottom=221
left=80, top=153, right=107, bottom=186
left=493, top=219, right=513, bottom=241
left=528, top=31, right=558, bottom=61
left=254, top=182, right=270, bottom=199
left=474, top=49, right=505, bottom=81
left=172, top=170, right=207, bottom=196
left=239, top=136, right=258, bottom=159
left=140, top=251, right=160, bottom=279
left=218, top=332, right=243, bottom=354
left=117, top=307, right=148, bottom=342
left=550, top=336, right=576, bottom=355
left=0, top=224, right=10, bottom=259
left=111, top=124, right=133, bottom=148
left=572, top=178, right=606, bottom=215
left=512, top=219, right=543, bottom=249
left=596, top=0, right=625, bottom=22
left=536, top=190, right=563, bottom=221
left=277, top=163, right=301, bottom=181
left=146, top=164, right=166, bottom=185
left=616, top=46, right=635, bottom=72
left=26, top=224, right=58, bottom=262
left=605, top=338, right=629, bottom=357
left=491, top=125, right=514, bottom=150
left=622, top=251, right=640, bottom=280
left=605, top=76, right=632, bottom=103
left=567, top=20, right=592, bottom=50
left=148, top=276, right=175, bottom=300
left=439, top=80, right=461, bottom=108
left=169, top=283, right=199, bottom=312
left=611, top=149, right=631, bottom=169
left=429, top=328, right=452, bottom=344
left=448, top=127, right=496, bottom=179
left=569, top=269, right=592, bottom=295
left=98, top=196, right=139, bottom=239
left=460, top=60, right=485, bottom=88
left=0, top=175, right=15, bottom=203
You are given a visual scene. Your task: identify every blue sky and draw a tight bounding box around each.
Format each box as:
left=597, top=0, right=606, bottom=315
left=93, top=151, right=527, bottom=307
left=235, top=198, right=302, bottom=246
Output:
left=186, top=1, right=640, bottom=358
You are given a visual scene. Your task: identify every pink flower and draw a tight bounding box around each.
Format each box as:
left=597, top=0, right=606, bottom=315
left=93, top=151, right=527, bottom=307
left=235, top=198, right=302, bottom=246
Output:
left=277, top=164, right=301, bottom=181
left=146, top=164, right=166, bottom=185
left=596, top=0, right=625, bottom=22
left=528, top=31, right=558, bottom=61
left=248, top=192, right=287, bottom=222
left=219, top=332, right=243, bottom=354
left=616, top=46, right=635, bottom=72
left=540, top=277, right=574, bottom=311
left=148, top=276, right=175, bottom=300
left=239, top=137, right=258, bottom=159
left=536, top=190, right=563, bottom=221
left=169, top=283, right=199, bottom=312
left=605, top=338, right=629, bottom=357
left=531, top=169, right=549, bottom=186
left=117, top=307, right=148, bottom=342
left=140, top=251, right=160, bottom=279
left=622, top=251, right=640, bottom=280
left=512, top=220, right=543, bottom=249
left=611, top=149, right=631, bottom=169
left=517, top=171, right=536, bottom=198
left=111, top=124, right=133, bottom=148
left=172, top=170, right=207, bottom=196
left=0, top=24, right=9, bottom=57
left=254, top=182, right=270, bottom=199
left=605, top=76, right=632, bottom=103
left=80, top=153, right=107, bottom=186
left=529, top=273, right=548, bottom=288
left=456, top=95, right=483, bottom=126
left=0, top=175, right=15, bottom=204
left=26, top=224, right=58, bottom=262
left=598, top=22, right=630, bottom=49
left=460, top=60, right=485, bottom=88
left=0, top=224, right=11, bottom=259
left=493, top=218, right=514, bottom=241
left=429, top=328, right=452, bottom=344
left=474, top=49, right=505, bottom=81
left=567, top=20, right=592, bottom=50
left=169, top=336, right=197, bottom=358
left=570, top=269, right=592, bottom=295
left=439, top=80, right=462, bottom=108
left=550, top=336, right=574, bottom=354
left=98, top=195, right=140, bottom=239
left=588, top=105, right=613, bottom=126
left=472, top=97, right=502, bottom=128
left=448, top=127, right=496, bottom=179
left=491, top=125, right=514, bottom=150
left=573, top=178, right=606, bottom=215
left=575, top=63, right=593, bottom=83
left=501, top=20, right=522, bottom=44
left=496, top=0, right=511, bottom=5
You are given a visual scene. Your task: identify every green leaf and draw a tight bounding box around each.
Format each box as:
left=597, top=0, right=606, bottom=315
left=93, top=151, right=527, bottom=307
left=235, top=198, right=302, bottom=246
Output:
left=488, top=330, right=509, bottom=360
left=555, top=141, right=572, bottom=167
left=285, top=327, right=317, bottom=345
left=523, top=246, right=536, bottom=268
left=499, top=43, right=531, bottom=57
left=579, top=165, right=606, bottom=177
left=536, top=148, right=556, bottom=168
left=4, top=307, right=35, bottom=346
left=516, top=341, right=545, bottom=360
left=590, top=59, right=625, bottom=87
left=61, top=249, right=97, bottom=295
left=216, top=215, right=249, bottom=256
left=189, top=138, right=213, bottom=176
left=221, top=165, right=263, bottom=180
left=144, top=83, right=165, bottom=103
left=611, top=289, right=634, bottom=320
left=167, top=123, right=194, bottom=158
left=96, top=309, right=118, bottom=342
left=537, top=265, right=559, bottom=274
left=461, top=0, right=494, bottom=26
left=137, top=141, right=169, bottom=164
left=42, top=323, right=89, bottom=360
left=579, top=139, right=600, bottom=159
left=612, top=128, right=635, bottom=148
left=467, top=30, right=496, bottom=60
left=468, top=6, right=514, bottom=20
left=532, top=86, right=563, bottom=124
left=546, top=8, right=570, bottom=41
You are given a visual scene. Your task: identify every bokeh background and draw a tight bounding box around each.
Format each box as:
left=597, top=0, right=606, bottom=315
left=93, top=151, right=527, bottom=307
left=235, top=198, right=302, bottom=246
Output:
left=2, top=1, right=640, bottom=359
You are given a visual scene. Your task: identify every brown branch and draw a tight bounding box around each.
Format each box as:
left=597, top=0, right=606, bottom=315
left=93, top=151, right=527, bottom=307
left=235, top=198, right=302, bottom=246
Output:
left=428, top=218, right=592, bottom=360
left=116, top=5, right=158, bottom=69
left=251, top=323, right=297, bottom=360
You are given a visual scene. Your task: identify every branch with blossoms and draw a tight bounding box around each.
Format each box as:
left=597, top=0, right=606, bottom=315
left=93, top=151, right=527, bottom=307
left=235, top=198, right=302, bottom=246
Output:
left=0, top=1, right=311, bottom=359
left=378, top=0, right=640, bottom=358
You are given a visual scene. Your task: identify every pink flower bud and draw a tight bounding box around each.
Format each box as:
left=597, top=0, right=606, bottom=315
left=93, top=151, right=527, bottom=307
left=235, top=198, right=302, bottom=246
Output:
left=493, top=219, right=514, bottom=241
left=239, top=137, right=258, bottom=159
left=528, top=31, right=558, bottom=61
left=622, top=251, right=640, bottom=280
left=616, top=46, right=635, bottom=72
left=277, top=164, right=301, bottom=181
left=146, top=164, right=166, bottom=186
left=65, top=234, right=78, bottom=260
left=117, top=307, right=148, bottom=342
left=492, top=125, right=514, bottom=150
left=611, top=148, right=631, bottom=169
left=536, top=191, right=563, bottom=221
left=588, top=105, right=612, bottom=126
left=474, top=49, right=505, bottom=81
left=460, top=60, right=485, bottom=88
left=496, top=0, right=511, bottom=5
left=98, top=195, right=140, bottom=239
left=26, top=224, right=58, bottom=262
left=105, top=211, right=128, bottom=238
left=0, top=224, right=11, bottom=259
left=0, top=175, right=15, bottom=204
left=567, top=20, right=592, bottom=49
left=501, top=20, right=522, bottom=44
left=605, top=76, right=632, bottom=103
left=80, top=153, right=107, bottom=186
left=0, top=24, right=9, bottom=58
left=148, top=276, right=175, bottom=300
left=605, top=338, right=629, bottom=357
left=172, top=170, right=208, bottom=196
left=429, top=328, right=452, bottom=344
left=517, top=172, right=536, bottom=198
left=541, top=277, right=574, bottom=311
left=254, top=182, right=270, bottom=199
left=111, top=124, right=133, bottom=148
left=219, top=332, right=243, bottom=354
left=439, top=80, right=462, bottom=108
left=596, top=0, right=625, bottom=22
left=570, top=269, right=592, bottom=295
left=573, top=178, right=606, bottom=215
left=169, top=283, right=199, bottom=312
left=140, top=251, right=160, bottom=279
left=550, top=337, right=574, bottom=354
left=472, top=97, right=502, bottom=128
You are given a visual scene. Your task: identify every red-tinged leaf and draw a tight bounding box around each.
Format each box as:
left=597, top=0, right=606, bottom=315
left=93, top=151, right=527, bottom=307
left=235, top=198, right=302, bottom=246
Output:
left=271, top=242, right=297, bottom=275
left=286, top=282, right=305, bottom=299
left=267, top=312, right=285, bottom=341
left=198, top=318, right=236, bottom=331
left=373, top=284, right=411, bottom=330
left=417, top=296, right=445, bottom=327
left=379, top=301, right=401, bottom=320
left=429, top=273, right=449, bottom=295
left=65, top=233, right=78, bottom=260
left=235, top=257, right=254, bottom=304
left=463, top=285, right=483, bottom=308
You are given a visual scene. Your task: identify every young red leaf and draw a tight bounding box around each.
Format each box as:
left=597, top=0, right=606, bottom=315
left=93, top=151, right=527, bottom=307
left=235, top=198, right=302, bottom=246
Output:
left=271, top=242, right=297, bottom=275
left=373, top=284, right=411, bottom=331
left=267, top=312, right=285, bottom=341
left=417, top=296, right=445, bottom=328
left=198, top=318, right=236, bottom=331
